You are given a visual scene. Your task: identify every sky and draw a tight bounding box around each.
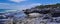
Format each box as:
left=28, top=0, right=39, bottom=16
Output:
left=0, top=0, right=60, bottom=10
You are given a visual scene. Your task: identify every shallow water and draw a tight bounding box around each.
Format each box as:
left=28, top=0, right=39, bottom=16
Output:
left=0, top=9, right=26, bottom=24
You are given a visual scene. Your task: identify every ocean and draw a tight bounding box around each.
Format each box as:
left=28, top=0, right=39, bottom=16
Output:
left=0, top=9, right=26, bottom=24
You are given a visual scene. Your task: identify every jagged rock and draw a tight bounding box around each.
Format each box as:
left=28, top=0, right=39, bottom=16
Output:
left=28, top=13, right=43, bottom=17
left=22, top=8, right=60, bottom=24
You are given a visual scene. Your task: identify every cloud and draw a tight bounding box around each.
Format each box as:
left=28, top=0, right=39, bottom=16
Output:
left=16, top=3, right=41, bottom=10
left=24, top=3, right=41, bottom=9
left=29, top=3, right=41, bottom=7
left=0, top=3, right=20, bottom=9
left=0, top=3, right=41, bottom=10
left=30, top=3, right=41, bottom=6
left=0, top=3, right=29, bottom=10
left=10, top=0, right=27, bottom=3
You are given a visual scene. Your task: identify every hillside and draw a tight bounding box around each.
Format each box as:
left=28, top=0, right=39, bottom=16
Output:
left=35, top=3, right=60, bottom=9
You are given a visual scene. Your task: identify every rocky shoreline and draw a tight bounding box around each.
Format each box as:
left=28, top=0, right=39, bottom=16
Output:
left=22, top=8, right=60, bottom=24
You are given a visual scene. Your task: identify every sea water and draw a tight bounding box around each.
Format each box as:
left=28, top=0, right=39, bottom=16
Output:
left=0, top=9, right=26, bottom=24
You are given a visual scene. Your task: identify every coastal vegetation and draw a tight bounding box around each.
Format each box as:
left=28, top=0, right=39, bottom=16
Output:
left=35, top=3, right=60, bottom=9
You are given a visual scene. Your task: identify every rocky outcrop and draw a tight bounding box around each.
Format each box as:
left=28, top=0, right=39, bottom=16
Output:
left=22, top=7, right=60, bottom=24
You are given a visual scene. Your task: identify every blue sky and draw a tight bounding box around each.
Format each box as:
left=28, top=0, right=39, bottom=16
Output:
left=0, top=0, right=60, bottom=10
